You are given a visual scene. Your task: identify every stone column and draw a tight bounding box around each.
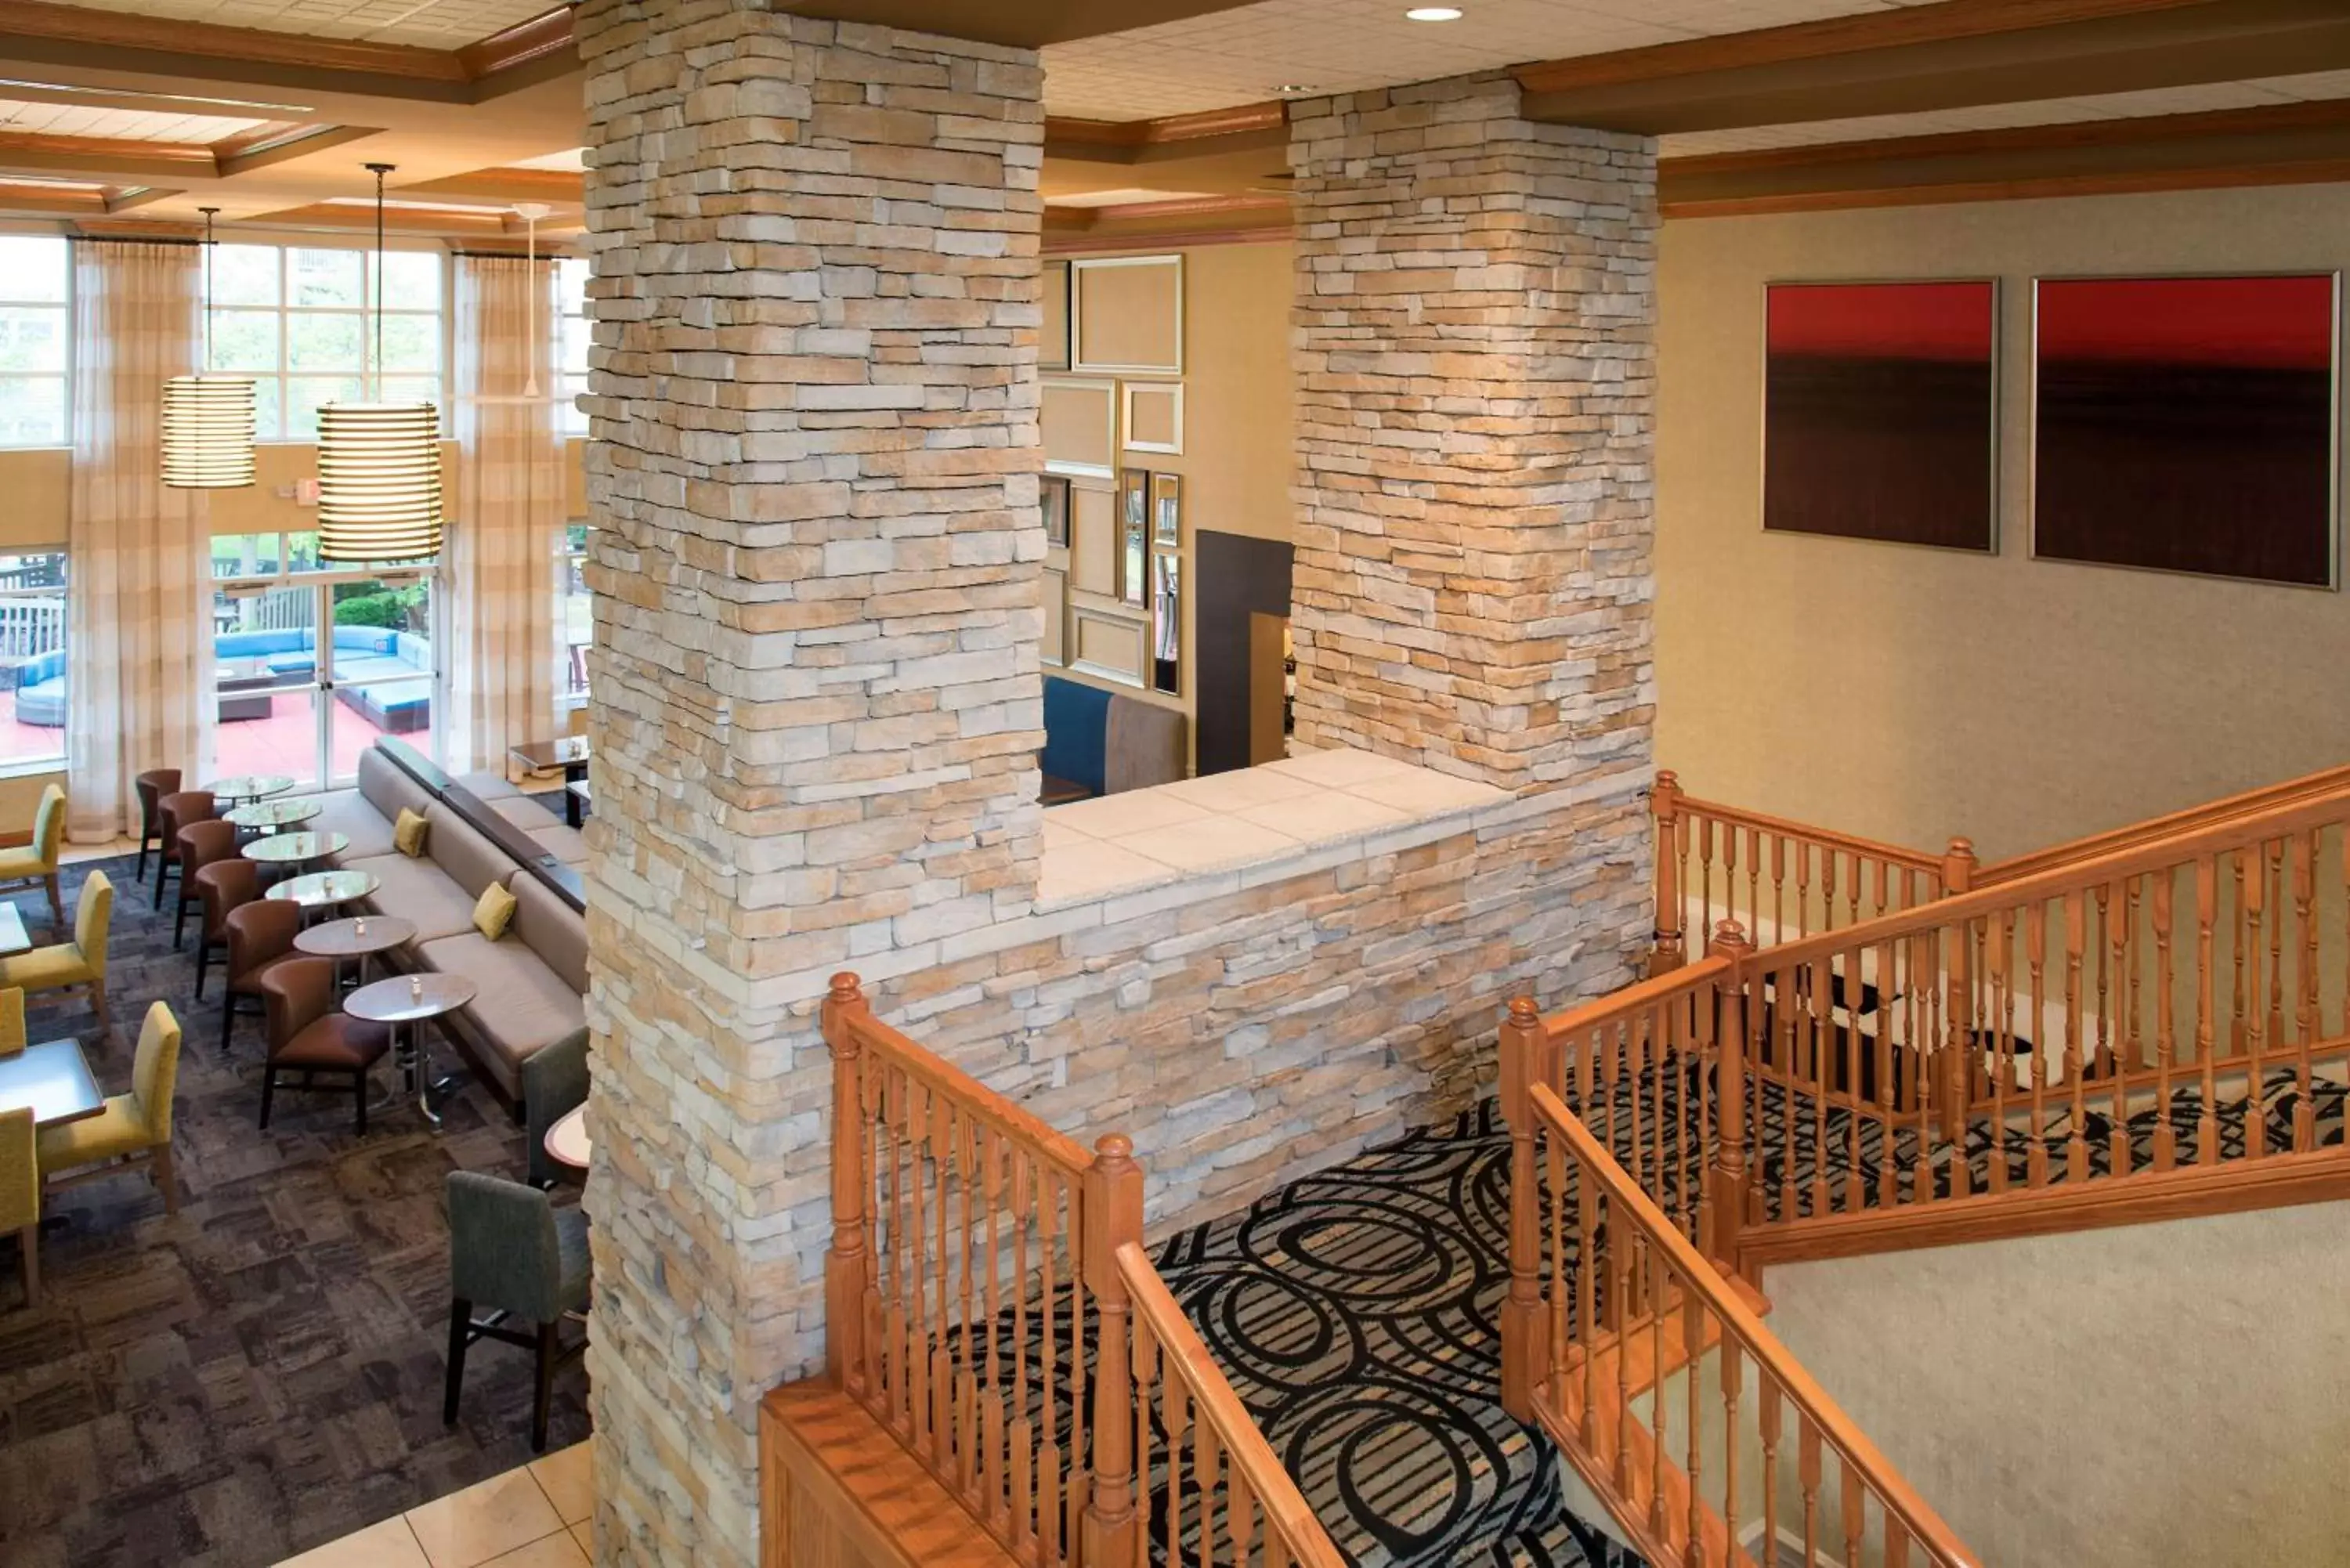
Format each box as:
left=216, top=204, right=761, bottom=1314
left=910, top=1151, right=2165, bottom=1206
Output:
left=1288, top=74, right=1658, bottom=794
left=573, top=2, right=1044, bottom=1563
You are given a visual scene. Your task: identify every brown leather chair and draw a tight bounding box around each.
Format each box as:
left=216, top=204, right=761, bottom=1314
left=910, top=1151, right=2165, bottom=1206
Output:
left=222, top=899, right=302, bottom=1053
left=153, top=789, right=215, bottom=909
left=172, top=818, right=237, bottom=952
left=258, top=956, right=389, bottom=1136
left=192, top=851, right=262, bottom=1002
left=134, top=768, right=182, bottom=884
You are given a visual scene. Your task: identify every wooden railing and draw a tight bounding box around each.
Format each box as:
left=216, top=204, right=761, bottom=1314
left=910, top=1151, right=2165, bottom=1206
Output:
left=1117, top=1243, right=1349, bottom=1568
left=815, top=974, right=1341, bottom=1568
left=1976, top=760, right=2350, bottom=887
left=1722, top=786, right=2350, bottom=1245
left=1515, top=1080, right=1977, bottom=1568
left=1650, top=771, right=1968, bottom=974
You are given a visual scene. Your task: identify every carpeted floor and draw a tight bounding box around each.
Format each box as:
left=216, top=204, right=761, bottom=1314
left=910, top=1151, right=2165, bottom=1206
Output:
left=0, top=851, right=588, bottom=1568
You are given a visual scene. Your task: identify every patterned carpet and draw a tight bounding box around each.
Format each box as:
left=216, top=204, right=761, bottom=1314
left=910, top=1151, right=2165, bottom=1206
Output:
left=1152, top=1103, right=1638, bottom=1568
left=0, top=851, right=588, bottom=1568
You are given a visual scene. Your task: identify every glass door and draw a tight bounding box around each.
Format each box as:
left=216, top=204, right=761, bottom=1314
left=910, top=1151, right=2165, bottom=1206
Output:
left=212, top=533, right=440, bottom=789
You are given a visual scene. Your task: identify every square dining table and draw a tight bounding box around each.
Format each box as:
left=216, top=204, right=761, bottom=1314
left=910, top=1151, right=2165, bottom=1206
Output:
left=0, top=1037, right=104, bottom=1129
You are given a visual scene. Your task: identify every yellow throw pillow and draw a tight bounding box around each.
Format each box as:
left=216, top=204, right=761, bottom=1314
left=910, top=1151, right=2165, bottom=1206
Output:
left=394, top=807, right=428, bottom=858
left=474, top=882, right=518, bottom=941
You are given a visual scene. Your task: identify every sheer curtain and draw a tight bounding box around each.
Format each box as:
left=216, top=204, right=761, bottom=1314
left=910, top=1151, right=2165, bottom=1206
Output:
left=449, top=254, right=563, bottom=775
left=66, top=240, right=215, bottom=844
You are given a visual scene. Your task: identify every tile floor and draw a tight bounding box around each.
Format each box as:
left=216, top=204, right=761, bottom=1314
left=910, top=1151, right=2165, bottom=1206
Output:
left=1038, top=749, right=1507, bottom=904
left=277, top=1443, right=593, bottom=1568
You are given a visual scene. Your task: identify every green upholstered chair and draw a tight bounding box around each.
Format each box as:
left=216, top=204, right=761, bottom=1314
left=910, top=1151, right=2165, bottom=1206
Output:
left=0, top=782, right=65, bottom=931
left=35, top=1000, right=182, bottom=1216
left=522, top=1028, right=589, bottom=1190
left=443, top=1170, right=590, bottom=1452
left=0, top=1106, right=34, bottom=1309
left=0, top=869, right=112, bottom=1035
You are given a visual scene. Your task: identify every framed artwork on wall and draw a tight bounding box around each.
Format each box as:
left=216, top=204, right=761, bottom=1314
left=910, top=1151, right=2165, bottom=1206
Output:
left=1152, top=551, right=1181, bottom=696
left=1762, top=279, right=1998, bottom=553
left=1123, top=381, right=1184, bottom=455
left=2032, top=273, right=2340, bottom=588
left=1073, top=255, right=1184, bottom=376
left=1043, top=259, right=1071, bottom=372
left=1119, top=467, right=1149, bottom=607
left=1151, top=471, right=1182, bottom=548
left=1042, top=473, right=1070, bottom=550
left=1042, top=377, right=1117, bottom=479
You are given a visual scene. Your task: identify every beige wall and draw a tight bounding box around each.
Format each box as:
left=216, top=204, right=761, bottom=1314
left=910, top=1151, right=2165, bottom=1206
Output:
left=1656, top=185, right=2350, bottom=862
left=1045, top=240, right=1296, bottom=746
left=1765, top=1203, right=2350, bottom=1566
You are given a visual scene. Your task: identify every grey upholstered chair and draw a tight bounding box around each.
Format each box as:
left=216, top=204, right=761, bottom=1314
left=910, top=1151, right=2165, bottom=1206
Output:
left=522, top=1028, right=590, bottom=1190
left=443, top=1170, right=590, bottom=1451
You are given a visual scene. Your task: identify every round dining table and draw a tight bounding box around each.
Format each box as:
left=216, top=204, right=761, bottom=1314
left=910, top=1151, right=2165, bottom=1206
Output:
left=207, top=773, right=298, bottom=807
left=295, top=914, right=416, bottom=985
left=224, top=797, right=320, bottom=833
left=347, top=971, right=478, bottom=1129
left=268, top=869, right=378, bottom=919
left=544, top=1105, right=591, bottom=1173
left=242, top=830, right=349, bottom=869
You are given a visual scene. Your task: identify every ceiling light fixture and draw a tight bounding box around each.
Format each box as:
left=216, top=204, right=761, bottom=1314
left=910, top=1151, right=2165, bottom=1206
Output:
left=315, top=163, right=443, bottom=563
left=1272, top=84, right=1318, bottom=96
left=1405, top=5, right=1464, bottom=18
left=161, top=206, right=255, bottom=490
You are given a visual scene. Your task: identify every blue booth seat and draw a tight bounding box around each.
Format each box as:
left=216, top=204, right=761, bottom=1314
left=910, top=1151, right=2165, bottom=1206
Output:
left=1039, top=674, right=1186, bottom=804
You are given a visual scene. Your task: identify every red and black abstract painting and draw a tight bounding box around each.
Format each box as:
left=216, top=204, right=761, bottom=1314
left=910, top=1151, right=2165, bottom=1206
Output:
left=1764, top=280, right=1997, bottom=551
left=2034, top=275, right=2338, bottom=587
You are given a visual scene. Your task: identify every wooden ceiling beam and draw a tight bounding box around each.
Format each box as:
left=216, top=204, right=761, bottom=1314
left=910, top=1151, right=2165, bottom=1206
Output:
left=1046, top=102, right=1289, bottom=164
left=1659, top=96, right=2350, bottom=215
left=1517, top=0, right=2350, bottom=135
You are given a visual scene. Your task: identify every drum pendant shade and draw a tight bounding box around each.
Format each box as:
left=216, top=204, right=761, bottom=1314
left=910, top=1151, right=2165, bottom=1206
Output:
left=161, top=374, right=255, bottom=488
left=316, top=401, right=442, bottom=561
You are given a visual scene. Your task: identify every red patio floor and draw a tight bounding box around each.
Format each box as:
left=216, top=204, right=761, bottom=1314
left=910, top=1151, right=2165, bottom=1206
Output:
left=0, top=685, right=427, bottom=786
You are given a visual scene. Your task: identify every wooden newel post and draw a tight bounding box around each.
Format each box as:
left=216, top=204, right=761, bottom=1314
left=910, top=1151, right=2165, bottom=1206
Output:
left=1499, top=995, right=1551, bottom=1424
left=1650, top=771, right=1687, bottom=976
left=1939, top=839, right=1976, bottom=1148
left=1705, top=922, right=1754, bottom=1267
left=819, top=972, right=870, bottom=1393
left=1082, top=1133, right=1145, bottom=1566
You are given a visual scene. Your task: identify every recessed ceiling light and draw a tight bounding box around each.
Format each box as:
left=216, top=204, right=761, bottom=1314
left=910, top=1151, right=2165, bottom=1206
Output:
left=1405, top=5, right=1463, bottom=20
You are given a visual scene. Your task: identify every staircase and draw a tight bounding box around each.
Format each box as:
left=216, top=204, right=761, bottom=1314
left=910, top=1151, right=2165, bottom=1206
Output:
left=1500, top=763, right=2350, bottom=1567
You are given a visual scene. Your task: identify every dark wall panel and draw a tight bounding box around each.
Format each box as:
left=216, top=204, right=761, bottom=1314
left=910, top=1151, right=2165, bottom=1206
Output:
left=1195, top=530, right=1292, bottom=777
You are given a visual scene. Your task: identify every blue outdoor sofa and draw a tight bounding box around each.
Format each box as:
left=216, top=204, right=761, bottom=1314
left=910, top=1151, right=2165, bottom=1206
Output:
left=16, top=624, right=432, bottom=732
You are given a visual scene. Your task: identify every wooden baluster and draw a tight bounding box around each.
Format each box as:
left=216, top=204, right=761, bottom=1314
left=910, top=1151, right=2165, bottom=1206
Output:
left=982, top=1130, right=1007, bottom=1526
left=862, top=1046, right=885, bottom=1400
left=1164, top=1367, right=1188, bottom=1568
left=1611, top=1197, right=1636, bottom=1498
left=2093, top=883, right=2113, bottom=1082
left=1839, top=1454, right=1864, bottom=1568
left=1911, top=930, right=1935, bottom=1206
left=1842, top=942, right=1865, bottom=1214
left=1697, top=815, right=1717, bottom=957
left=1796, top=840, right=1813, bottom=941
left=955, top=1112, right=977, bottom=1497
left=1067, top=1169, right=1089, bottom=1556
left=2106, top=881, right=2130, bottom=1180
left=1652, top=772, right=1686, bottom=974
left=885, top=1066, right=910, bottom=1436
left=906, top=1075, right=932, bottom=1457
left=1720, top=1338, right=1744, bottom=1562
left=1877, top=931, right=1899, bottom=1209
left=1721, top=826, right=1740, bottom=968
left=1987, top=909, right=2010, bottom=1194
left=2153, top=873, right=2176, bottom=1172
left=1941, top=840, right=1976, bottom=1151
left=1772, top=836, right=1788, bottom=946
left=1627, top=1012, right=1647, bottom=1216
left=1082, top=1136, right=1144, bottom=1566
left=1195, top=1419, right=1219, bottom=1568
left=921, top=1090, right=949, bottom=1476
left=1822, top=848, right=1842, bottom=938
left=1230, top=1472, right=1256, bottom=1568
left=1010, top=1154, right=1035, bottom=1555
left=1759, top=1372, right=1781, bottom=1568
left=1873, top=858, right=1890, bottom=930
left=820, top=975, right=871, bottom=1396
left=1888, top=1519, right=1914, bottom=1568
left=1548, top=1130, right=1578, bottom=1440
left=1131, top=1312, right=1159, bottom=1568
left=1773, top=963, right=1798, bottom=1222
left=1649, top=1244, right=1669, bottom=1545
left=2267, top=839, right=2287, bottom=1071
left=1807, top=957, right=1831, bottom=1219
left=1707, top=922, right=1752, bottom=1268
left=1799, top=1412, right=1823, bottom=1568
left=1683, top=1286, right=1705, bottom=1565
left=1039, top=1169, right=1065, bottom=1568
left=1745, top=826, right=1762, bottom=945
left=2196, top=854, right=2219, bottom=1164
left=2064, top=892, right=2088, bottom=1183
left=2230, top=850, right=2248, bottom=1061
left=2246, top=846, right=2268, bottom=1158
left=2025, top=901, right=2049, bottom=1188
left=2294, top=830, right=2318, bottom=1152
left=1500, top=997, right=1550, bottom=1425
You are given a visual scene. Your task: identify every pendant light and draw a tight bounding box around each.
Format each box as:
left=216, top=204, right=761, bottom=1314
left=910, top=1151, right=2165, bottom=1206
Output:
left=161, top=207, right=256, bottom=489
left=316, top=163, right=443, bottom=562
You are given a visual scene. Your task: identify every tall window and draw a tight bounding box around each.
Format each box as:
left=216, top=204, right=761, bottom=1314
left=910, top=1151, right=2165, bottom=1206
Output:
left=207, top=244, right=445, bottom=440
left=556, top=256, right=590, bottom=435
left=0, top=237, right=68, bottom=447
left=560, top=522, right=590, bottom=702
left=0, top=551, right=69, bottom=771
